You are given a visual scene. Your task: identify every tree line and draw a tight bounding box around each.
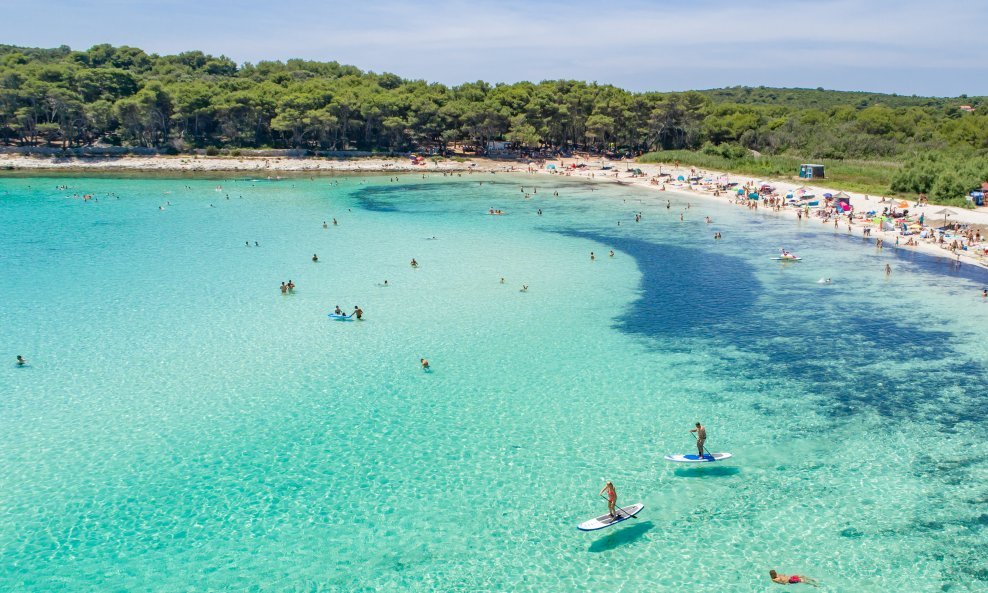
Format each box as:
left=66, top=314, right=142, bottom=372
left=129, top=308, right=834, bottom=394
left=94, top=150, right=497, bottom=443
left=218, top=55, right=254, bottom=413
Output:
left=1, top=43, right=986, bottom=198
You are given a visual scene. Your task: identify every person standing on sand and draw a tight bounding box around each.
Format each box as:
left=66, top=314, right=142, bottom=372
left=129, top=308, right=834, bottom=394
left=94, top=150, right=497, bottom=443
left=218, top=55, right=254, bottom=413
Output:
left=690, top=422, right=707, bottom=457
left=599, top=481, right=618, bottom=518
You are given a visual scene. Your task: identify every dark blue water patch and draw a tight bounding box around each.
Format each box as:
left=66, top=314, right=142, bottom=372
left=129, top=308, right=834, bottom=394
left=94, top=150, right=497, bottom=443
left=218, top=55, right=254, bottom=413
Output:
left=560, top=229, right=988, bottom=428
left=352, top=182, right=482, bottom=213
left=557, top=230, right=762, bottom=341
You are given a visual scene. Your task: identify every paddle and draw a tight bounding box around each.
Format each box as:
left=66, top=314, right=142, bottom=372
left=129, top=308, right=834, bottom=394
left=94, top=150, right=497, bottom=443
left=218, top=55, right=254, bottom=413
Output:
left=691, top=431, right=716, bottom=461
left=599, top=493, right=638, bottom=520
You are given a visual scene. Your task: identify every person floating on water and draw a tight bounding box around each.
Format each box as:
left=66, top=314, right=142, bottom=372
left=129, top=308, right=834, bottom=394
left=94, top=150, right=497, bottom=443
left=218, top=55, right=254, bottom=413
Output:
left=312, top=254, right=318, bottom=262
left=769, top=570, right=818, bottom=587
left=420, top=358, right=430, bottom=370
left=690, top=422, right=707, bottom=457
left=600, top=481, right=618, bottom=518
left=16, top=355, right=27, bottom=367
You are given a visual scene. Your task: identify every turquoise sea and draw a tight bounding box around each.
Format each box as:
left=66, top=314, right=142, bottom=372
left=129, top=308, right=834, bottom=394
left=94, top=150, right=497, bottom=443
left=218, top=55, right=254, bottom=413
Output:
left=2, top=173, right=986, bottom=592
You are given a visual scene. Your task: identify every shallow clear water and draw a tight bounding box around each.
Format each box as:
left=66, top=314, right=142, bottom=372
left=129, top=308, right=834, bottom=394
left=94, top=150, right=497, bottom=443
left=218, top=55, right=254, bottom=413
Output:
left=1, top=173, right=986, bottom=592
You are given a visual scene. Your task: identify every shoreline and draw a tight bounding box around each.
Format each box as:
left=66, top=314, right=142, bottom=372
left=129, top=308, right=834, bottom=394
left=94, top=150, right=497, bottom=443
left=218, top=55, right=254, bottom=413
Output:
left=0, top=154, right=515, bottom=174
left=534, top=158, right=988, bottom=272
left=4, top=153, right=987, bottom=271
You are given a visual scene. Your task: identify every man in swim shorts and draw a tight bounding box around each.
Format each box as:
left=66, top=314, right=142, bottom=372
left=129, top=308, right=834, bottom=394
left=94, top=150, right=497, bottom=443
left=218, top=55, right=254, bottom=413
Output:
left=690, top=422, right=706, bottom=457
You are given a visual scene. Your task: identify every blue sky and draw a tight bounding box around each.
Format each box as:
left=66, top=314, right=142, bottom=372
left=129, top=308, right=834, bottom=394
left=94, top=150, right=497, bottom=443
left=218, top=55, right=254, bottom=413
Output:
left=4, top=0, right=986, bottom=96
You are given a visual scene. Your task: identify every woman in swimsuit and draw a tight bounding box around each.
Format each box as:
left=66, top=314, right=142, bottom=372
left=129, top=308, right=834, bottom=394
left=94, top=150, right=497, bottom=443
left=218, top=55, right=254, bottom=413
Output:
left=599, top=481, right=617, bottom=518
left=769, top=570, right=818, bottom=586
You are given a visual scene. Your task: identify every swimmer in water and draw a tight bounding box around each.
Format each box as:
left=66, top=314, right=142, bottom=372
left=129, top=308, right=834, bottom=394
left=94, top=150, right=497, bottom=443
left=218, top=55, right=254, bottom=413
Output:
left=590, top=251, right=595, bottom=261
left=421, top=358, right=430, bottom=370
left=16, top=355, right=27, bottom=366
left=769, top=570, right=818, bottom=587
left=383, top=280, right=388, bottom=286
left=500, top=277, right=505, bottom=284
left=609, top=250, right=614, bottom=257
left=353, top=305, right=363, bottom=320
left=323, top=221, right=328, bottom=228
left=410, top=258, right=418, bottom=267
left=521, top=285, right=528, bottom=292
left=334, top=305, right=344, bottom=315
left=312, top=254, right=318, bottom=262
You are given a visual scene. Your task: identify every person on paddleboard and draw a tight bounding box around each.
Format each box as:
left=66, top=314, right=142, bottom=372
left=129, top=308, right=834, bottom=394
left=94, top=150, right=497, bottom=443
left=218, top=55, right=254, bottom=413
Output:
left=599, top=481, right=617, bottom=518
left=690, top=422, right=707, bottom=457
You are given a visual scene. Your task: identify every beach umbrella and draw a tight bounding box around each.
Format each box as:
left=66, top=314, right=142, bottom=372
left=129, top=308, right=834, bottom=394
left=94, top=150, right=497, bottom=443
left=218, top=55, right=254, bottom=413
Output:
left=935, top=208, right=955, bottom=227
left=823, top=192, right=833, bottom=198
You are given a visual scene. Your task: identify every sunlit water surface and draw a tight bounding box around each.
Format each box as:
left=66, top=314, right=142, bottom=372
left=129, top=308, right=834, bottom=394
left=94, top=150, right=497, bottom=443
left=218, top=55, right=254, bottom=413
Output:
left=1, top=173, right=986, bottom=592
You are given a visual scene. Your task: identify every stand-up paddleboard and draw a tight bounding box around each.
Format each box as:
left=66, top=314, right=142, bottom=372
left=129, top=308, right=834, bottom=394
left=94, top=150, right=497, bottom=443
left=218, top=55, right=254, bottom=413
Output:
left=664, top=453, right=732, bottom=463
left=577, top=503, right=644, bottom=531
left=771, top=257, right=802, bottom=261
left=327, top=313, right=354, bottom=321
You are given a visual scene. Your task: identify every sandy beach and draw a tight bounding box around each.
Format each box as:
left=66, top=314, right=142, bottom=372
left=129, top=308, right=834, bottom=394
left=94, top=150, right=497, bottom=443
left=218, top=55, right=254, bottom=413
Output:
left=4, top=152, right=987, bottom=270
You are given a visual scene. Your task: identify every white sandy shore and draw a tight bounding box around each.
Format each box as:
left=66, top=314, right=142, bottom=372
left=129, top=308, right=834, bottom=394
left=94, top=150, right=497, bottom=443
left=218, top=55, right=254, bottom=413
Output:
left=538, top=158, right=988, bottom=271
left=3, top=153, right=987, bottom=270
left=0, top=154, right=521, bottom=173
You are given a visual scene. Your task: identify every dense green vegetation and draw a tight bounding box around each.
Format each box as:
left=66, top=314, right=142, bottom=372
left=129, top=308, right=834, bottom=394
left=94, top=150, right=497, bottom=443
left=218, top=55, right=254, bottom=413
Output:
left=2, top=43, right=987, bottom=202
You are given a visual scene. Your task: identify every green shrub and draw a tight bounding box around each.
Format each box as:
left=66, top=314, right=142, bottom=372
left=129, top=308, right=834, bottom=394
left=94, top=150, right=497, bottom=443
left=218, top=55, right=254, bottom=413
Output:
left=205, top=146, right=219, bottom=156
